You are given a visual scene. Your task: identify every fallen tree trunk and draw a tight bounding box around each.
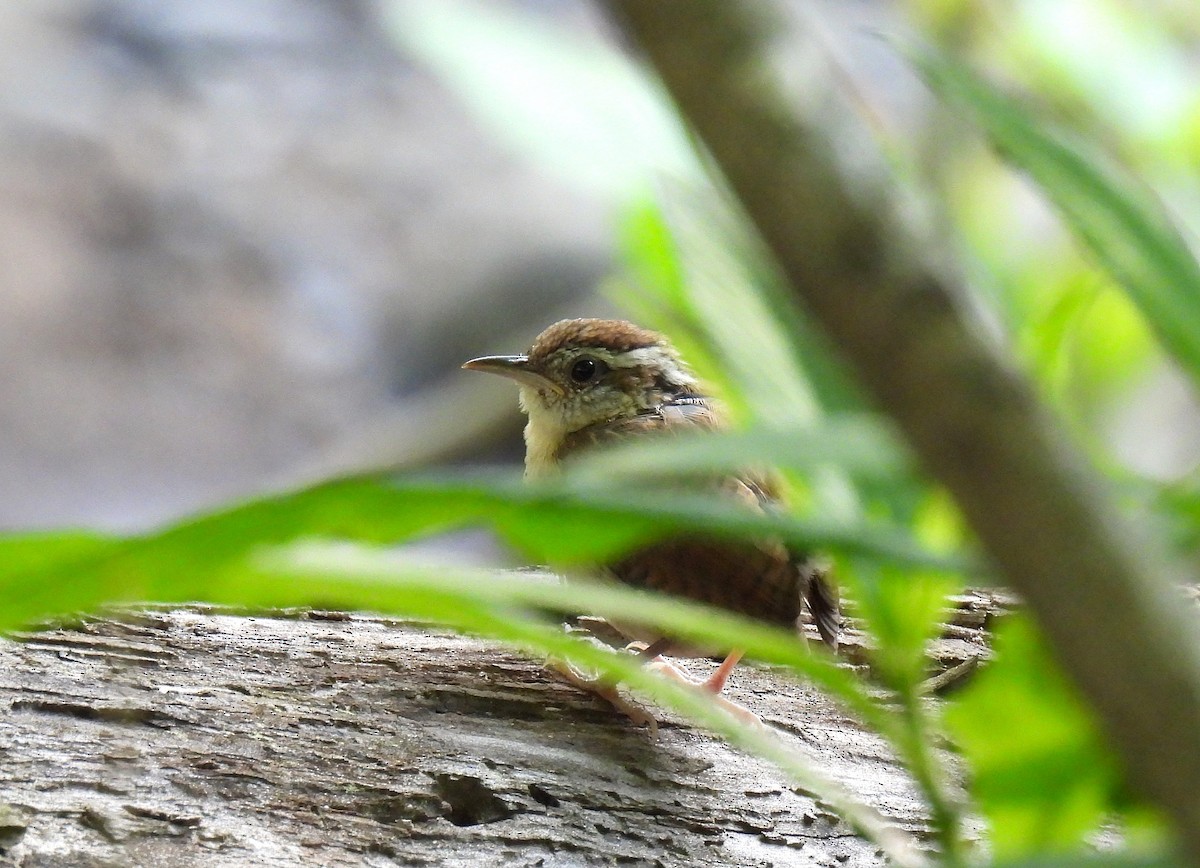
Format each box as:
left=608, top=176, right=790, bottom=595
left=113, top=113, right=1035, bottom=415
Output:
left=0, top=594, right=1002, bottom=866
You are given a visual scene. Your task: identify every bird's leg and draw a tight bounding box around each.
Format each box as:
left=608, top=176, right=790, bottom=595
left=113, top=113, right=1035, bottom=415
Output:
left=642, top=647, right=763, bottom=728
left=546, top=656, right=659, bottom=733
left=548, top=641, right=762, bottom=730
left=702, top=650, right=744, bottom=694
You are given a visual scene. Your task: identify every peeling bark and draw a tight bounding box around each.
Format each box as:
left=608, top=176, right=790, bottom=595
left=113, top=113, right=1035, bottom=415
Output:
left=0, top=597, right=1000, bottom=866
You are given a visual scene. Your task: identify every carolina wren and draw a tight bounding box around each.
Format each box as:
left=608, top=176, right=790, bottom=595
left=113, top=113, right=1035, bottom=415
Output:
left=464, top=318, right=839, bottom=722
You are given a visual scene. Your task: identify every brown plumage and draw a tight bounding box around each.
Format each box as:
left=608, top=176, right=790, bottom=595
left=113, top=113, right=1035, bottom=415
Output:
left=463, top=318, right=840, bottom=714
left=558, top=398, right=839, bottom=649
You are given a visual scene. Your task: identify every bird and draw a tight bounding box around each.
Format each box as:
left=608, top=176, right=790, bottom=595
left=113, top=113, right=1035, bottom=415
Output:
left=462, top=317, right=840, bottom=725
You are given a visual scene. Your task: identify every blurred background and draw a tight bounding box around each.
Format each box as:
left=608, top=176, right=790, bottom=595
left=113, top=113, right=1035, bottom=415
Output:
left=2, top=0, right=1199, bottom=531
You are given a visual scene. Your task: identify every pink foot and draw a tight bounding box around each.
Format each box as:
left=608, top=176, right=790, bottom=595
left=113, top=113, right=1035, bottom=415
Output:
left=548, top=658, right=659, bottom=733
left=645, top=652, right=763, bottom=728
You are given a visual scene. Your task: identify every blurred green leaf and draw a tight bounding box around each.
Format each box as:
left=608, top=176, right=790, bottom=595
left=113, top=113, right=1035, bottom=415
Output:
left=656, top=191, right=823, bottom=430
left=851, top=562, right=960, bottom=689
left=946, top=616, right=1125, bottom=858
left=0, top=532, right=122, bottom=630
left=388, top=0, right=696, bottom=201
left=0, top=472, right=973, bottom=635
left=0, top=531, right=117, bottom=578
left=248, top=542, right=882, bottom=726
left=619, top=195, right=690, bottom=306
left=1067, top=288, right=1157, bottom=404
left=988, top=854, right=1180, bottom=868
left=612, top=196, right=747, bottom=416
left=1151, top=473, right=1200, bottom=556
left=567, top=416, right=911, bottom=486
left=842, top=555, right=966, bottom=857
left=618, top=187, right=836, bottom=431
left=1020, top=273, right=1101, bottom=401
left=612, top=192, right=877, bottom=522
left=0, top=533, right=925, bottom=861
left=242, top=543, right=924, bottom=865
left=1012, top=2, right=1195, bottom=147
left=914, top=44, right=1200, bottom=387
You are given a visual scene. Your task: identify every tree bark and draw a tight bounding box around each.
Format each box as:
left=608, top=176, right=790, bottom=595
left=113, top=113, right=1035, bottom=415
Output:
left=602, top=1, right=1200, bottom=857
left=0, top=597, right=1001, bottom=866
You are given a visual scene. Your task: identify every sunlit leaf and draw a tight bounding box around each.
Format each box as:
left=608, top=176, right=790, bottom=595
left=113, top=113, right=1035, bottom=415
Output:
left=611, top=196, right=744, bottom=414
left=387, top=0, right=696, bottom=201
left=612, top=193, right=876, bottom=521
left=566, top=417, right=911, bottom=486
left=0, top=472, right=973, bottom=635
left=987, top=852, right=1180, bottom=868
left=1013, top=2, right=1195, bottom=146
left=913, top=44, right=1200, bottom=386
left=0, top=532, right=122, bottom=632
left=0, top=531, right=117, bottom=579
left=946, top=616, right=1125, bottom=857
left=850, top=562, right=960, bottom=689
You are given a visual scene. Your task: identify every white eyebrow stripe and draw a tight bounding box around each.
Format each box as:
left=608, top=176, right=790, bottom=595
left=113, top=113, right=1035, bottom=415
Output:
left=604, top=346, right=700, bottom=387
left=608, top=346, right=673, bottom=368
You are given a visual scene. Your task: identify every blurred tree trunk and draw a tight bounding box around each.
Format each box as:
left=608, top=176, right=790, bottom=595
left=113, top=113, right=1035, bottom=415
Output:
left=0, top=601, right=999, bottom=866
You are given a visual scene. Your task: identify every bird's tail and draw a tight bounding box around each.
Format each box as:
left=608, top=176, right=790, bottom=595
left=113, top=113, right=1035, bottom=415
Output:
left=802, top=562, right=841, bottom=650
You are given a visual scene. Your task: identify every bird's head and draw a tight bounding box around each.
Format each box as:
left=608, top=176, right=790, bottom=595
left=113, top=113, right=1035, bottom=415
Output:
left=463, top=318, right=700, bottom=471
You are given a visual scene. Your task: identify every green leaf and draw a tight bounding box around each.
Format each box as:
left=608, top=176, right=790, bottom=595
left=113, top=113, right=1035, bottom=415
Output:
left=0, top=532, right=122, bottom=630
left=0, top=472, right=973, bottom=635
left=0, top=531, right=117, bottom=578
left=913, top=44, right=1200, bottom=386
left=0, top=526, right=927, bottom=861
left=238, top=543, right=925, bottom=864
left=850, top=562, right=960, bottom=690
left=248, top=542, right=882, bottom=727
left=0, top=471, right=963, bottom=868
left=988, top=854, right=1181, bottom=868
left=946, top=616, right=1125, bottom=857
left=1152, top=473, right=1200, bottom=555
left=612, top=192, right=880, bottom=524
left=387, top=0, right=696, bottom=201
left=565, top=416, right=911, bottom=486
left=612, top=196, right=748, bottom=417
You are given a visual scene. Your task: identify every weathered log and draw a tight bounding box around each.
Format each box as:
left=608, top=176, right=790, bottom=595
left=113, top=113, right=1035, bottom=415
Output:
left=0, top=597, right=1002, bottom=866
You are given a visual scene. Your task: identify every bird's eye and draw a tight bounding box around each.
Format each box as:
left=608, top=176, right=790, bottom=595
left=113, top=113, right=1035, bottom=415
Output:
left=570, top=356, right=606, bottom=384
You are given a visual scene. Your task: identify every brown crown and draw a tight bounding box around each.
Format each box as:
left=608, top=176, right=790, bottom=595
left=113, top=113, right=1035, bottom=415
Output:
left=527, top=318, right=664, bottom=364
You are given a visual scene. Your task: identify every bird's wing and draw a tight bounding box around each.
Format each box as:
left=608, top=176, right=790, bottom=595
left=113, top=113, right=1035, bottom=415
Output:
left=567, top=397, right=842, bottom=648
left=723, top=473, right=840, bottom=648
left=609, top=534, right=806, bottom=631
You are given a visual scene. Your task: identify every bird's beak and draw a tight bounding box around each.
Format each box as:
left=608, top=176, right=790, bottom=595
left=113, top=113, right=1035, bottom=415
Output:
left=462, top=354, right=564, bottom=396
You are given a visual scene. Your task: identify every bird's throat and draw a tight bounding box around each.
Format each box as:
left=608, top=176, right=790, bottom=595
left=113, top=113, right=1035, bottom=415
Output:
left=519, top=389, right=568, bottom=479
